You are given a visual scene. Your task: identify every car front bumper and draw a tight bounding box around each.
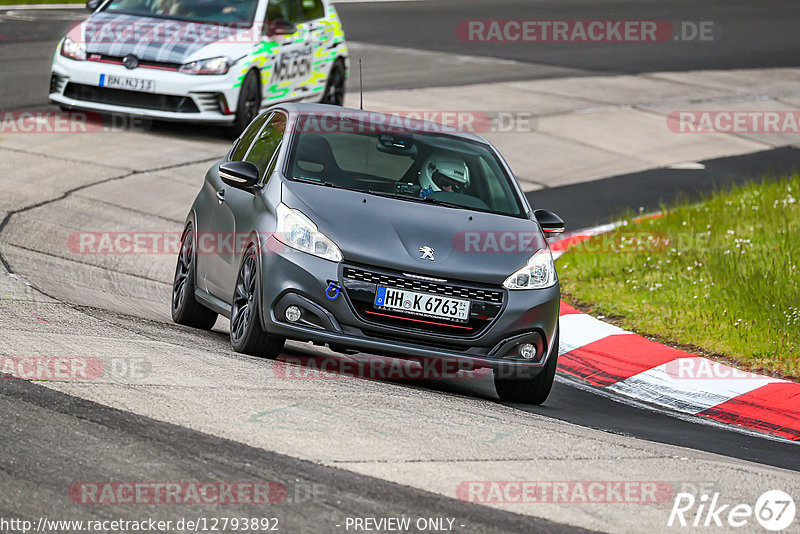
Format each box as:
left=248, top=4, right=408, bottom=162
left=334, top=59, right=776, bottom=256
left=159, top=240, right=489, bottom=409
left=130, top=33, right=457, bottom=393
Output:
left=50, top=54, right=241, bottom=124
left=259, top=237, right=561, bottom=379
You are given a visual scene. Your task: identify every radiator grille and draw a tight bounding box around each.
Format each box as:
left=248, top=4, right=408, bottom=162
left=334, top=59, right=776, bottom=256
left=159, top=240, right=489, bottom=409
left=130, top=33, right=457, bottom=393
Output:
left=63, top=83, right=200, bottom=113
left=343, top=267, right=503, bottom=304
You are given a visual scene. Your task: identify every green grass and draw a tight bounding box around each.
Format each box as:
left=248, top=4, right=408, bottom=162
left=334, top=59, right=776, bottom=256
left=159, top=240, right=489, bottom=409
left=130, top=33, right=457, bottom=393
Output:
left=558, top=174, right=800, bottom=380
left=0, top=0, right=84, bottom=5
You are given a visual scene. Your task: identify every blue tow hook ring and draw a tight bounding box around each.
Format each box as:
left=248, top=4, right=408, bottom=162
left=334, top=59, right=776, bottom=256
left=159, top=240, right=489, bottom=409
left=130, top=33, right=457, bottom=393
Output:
left=325, top=282, right=341, bottom=300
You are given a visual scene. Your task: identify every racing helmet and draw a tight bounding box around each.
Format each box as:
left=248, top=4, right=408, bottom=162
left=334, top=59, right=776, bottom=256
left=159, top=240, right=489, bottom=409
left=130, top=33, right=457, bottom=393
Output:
left=420, top=153, right=470, bottom=193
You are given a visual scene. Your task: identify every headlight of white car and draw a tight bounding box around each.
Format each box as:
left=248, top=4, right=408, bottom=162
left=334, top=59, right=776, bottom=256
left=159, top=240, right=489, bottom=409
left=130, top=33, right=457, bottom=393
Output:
left=503, top=248, right=557, bottom=290
left=275, top=203, right=343, bottom=262
left=61, top=37, right=86, bottom=61
left=179, top=56, right=232, bottom=75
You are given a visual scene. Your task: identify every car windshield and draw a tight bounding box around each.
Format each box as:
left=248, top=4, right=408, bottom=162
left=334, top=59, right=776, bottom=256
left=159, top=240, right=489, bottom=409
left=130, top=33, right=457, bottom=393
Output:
left=103, top=0, right=259, bottom=25
left=287, top=116, right=524, bottom=217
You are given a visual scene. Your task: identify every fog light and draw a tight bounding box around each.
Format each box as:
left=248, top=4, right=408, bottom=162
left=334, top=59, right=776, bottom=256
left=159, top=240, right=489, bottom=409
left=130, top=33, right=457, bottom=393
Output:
left=519, top=343, right=536, bottom=360
left=285, top=306, right=301, bottom=323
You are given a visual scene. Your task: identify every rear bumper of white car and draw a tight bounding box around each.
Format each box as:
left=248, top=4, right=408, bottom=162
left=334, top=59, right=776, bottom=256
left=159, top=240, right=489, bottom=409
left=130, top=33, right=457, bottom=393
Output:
left=50, top=54, right=241, bottom=124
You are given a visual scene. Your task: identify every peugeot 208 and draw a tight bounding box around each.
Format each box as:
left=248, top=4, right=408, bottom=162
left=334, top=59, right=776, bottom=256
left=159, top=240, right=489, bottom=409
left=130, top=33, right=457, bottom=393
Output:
left=171, top=104, right=566, bottom=404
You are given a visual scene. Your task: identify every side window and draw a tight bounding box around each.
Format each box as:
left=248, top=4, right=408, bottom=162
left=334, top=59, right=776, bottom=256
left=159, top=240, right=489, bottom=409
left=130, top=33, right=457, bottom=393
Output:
left=230, top=113, right=270, bottom=161
left=244, top=113, right=287, bottom=180
left=266, top=0, right=302, bottom=23
left=479, top=157, right=517, bottom=214
left=263, top=141, right=282, bottom=183
left=299, top=0, right=323, bottom=21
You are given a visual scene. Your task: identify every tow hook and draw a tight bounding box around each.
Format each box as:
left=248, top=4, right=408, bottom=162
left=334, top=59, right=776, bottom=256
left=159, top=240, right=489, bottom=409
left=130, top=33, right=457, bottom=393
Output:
left=325, top=282, right=341, bottom=300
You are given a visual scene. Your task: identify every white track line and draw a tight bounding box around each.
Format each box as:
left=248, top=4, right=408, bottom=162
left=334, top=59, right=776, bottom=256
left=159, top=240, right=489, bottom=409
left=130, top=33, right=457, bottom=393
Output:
left=558, top=313, right=631, bottom=354
left=554, top=373, right=797, bottom=444
left=608, top=362, right=780, bottom=415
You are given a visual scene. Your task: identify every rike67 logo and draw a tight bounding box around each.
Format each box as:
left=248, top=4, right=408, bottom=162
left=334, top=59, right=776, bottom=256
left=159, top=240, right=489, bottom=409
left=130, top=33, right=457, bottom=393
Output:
left=669, top=490, right=795, bottom=531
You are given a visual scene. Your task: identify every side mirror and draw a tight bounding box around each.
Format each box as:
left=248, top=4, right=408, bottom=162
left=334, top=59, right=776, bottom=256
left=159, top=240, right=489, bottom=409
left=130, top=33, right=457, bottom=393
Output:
left=86, top=0, right=101, bottom=10
left=267, top=19, right=297, bottom=36
left=534, top=209, right=565, bottom=237
left=219, top=161, right=260, bottom=192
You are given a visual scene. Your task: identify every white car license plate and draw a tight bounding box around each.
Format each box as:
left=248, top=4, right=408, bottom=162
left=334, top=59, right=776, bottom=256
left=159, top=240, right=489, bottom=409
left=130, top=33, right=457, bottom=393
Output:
left=99, top=74, right=156, bottom=93
left=374, top=286, right=470, bottom=322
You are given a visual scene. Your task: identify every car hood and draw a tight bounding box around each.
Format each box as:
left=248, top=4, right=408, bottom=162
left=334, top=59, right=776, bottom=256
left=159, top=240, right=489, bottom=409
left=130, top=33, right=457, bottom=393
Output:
left=78, top=12, right=252, bottom=64
left=281, top=181, right=547, bottom=286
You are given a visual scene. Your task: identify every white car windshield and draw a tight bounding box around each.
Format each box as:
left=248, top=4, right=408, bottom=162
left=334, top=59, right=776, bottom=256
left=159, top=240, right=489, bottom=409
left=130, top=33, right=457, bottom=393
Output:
left=104, top=0, right=259, bottom=25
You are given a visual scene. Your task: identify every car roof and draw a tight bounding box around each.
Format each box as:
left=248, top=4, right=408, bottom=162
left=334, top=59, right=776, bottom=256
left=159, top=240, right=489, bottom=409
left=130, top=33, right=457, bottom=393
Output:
left=267, top=103, right=491, bottom=145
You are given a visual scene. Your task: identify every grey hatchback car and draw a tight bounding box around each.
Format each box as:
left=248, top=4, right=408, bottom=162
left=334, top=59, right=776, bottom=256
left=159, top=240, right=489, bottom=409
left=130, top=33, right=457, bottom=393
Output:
left=172, top=103, right=565, bottom=404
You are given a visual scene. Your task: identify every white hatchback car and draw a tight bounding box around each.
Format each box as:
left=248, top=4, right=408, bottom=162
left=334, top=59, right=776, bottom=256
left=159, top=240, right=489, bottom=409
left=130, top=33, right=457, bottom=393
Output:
left=49, top=0, right=348, bottom=132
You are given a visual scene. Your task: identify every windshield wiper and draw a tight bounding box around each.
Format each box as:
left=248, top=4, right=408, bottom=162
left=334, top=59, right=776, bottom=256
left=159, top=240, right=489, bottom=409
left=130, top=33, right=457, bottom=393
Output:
left=292, top=177, right=344, bottom=189
left=366, top=190, right=465, bottom=210
left=291, top=182, right=475, bottom=211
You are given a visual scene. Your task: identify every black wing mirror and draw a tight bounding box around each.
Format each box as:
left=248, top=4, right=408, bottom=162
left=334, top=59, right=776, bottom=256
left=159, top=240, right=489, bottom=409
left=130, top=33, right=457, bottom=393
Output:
left=86, top=0, right=101, bottom=10
left=219, top=161, right=260, bottom=192
left=534, top=209, right=565, bottom=237
left=267, top=19, right=297, bottom=36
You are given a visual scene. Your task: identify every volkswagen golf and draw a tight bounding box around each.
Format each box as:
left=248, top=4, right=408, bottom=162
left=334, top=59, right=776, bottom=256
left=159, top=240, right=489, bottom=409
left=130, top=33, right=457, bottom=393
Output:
left=171, top=104, right=566, bottom=404
left=50, top=0, right=347, bottom=133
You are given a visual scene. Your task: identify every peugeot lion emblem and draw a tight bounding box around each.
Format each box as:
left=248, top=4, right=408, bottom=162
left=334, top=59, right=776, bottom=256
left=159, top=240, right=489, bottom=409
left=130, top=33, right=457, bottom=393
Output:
left=418, top=246, right=435, bottom=261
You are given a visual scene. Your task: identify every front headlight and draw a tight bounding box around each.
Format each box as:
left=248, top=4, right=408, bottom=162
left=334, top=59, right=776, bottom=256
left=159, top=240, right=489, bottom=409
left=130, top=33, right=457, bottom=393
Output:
left=275, top=203, right=343, bottom=262
left=61, top=37, right=86, bottom=61
left=503, top=248, right=557, bottom=290
left=179, top=56, right=232, bottom=75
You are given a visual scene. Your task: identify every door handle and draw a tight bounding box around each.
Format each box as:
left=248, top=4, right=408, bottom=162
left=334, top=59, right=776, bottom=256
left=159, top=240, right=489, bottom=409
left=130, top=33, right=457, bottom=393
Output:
left=216, top=188, right=225, bottom=204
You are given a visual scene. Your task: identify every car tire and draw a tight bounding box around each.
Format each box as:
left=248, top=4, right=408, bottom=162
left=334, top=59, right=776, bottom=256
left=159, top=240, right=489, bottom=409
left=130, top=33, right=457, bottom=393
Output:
left=230, top=69, right=261, bottom=136
left=320, top=58, right=346, bottom=106
left=171, top=224, right=218, bottom=330
left=229, top=246, right=285, bottom=358
left=494, top=326, right=559, bottom=405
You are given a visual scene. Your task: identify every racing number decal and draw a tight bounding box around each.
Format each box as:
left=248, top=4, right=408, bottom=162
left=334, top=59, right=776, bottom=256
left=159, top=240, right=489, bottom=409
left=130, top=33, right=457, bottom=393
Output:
left=271, top=45, right=312, bottom=83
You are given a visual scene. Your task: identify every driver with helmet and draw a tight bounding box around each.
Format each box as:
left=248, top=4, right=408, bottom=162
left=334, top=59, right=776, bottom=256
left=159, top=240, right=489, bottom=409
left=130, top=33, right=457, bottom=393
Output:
left=419, top=153, right=470, bottom=194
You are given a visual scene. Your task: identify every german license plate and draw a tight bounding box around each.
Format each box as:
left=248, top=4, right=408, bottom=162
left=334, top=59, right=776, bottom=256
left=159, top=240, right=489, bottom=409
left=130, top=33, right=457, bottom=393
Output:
left=374, top=286, right=470, bottom=322
left=99, top=74, right=156, bottom=93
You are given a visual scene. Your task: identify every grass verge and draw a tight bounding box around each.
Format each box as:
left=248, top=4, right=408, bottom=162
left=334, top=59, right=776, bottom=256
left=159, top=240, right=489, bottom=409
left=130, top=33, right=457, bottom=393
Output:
left=557, top=174, right=800, bottom=380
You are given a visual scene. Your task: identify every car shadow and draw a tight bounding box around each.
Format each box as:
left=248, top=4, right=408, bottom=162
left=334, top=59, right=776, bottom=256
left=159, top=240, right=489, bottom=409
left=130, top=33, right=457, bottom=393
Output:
left=246, top=334, right=501, bottom=402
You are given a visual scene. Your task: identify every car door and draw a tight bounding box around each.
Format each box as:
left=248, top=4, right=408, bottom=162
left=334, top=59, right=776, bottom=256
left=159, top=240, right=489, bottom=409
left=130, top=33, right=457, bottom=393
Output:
left=295, top=0, right=328, bottom=96
left=206, top=112, right=287, bottom=302
left=195, top=112, right=268, bottom=295
left=263, top=0, right=313, bottom=104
